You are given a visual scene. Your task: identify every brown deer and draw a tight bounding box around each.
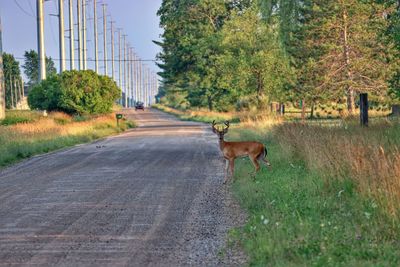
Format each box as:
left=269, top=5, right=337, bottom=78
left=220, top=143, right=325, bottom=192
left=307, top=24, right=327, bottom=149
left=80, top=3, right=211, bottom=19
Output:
left=212, top=120, right=271, bottom=184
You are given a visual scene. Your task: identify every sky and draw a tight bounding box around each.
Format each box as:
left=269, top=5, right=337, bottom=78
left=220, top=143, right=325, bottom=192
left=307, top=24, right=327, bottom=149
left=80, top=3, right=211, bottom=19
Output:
left=0, top=0, right=163, bottom=79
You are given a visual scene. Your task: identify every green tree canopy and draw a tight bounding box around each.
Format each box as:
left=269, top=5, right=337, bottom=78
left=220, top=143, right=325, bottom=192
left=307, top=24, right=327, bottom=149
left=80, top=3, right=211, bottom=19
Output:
left=28, top=70, right=121, bottom=115
left=22, top=50, right=56, bottom=88
left=3, top=53, right=22, bottom=108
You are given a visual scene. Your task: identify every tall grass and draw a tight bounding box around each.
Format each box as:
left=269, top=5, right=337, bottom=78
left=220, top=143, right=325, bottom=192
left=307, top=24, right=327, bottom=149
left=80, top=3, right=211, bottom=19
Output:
left=0, top=111, right=134, bottom=167
left=228, top=122, right=400, bottom=266
left=275, top=121, right=400, bottom=217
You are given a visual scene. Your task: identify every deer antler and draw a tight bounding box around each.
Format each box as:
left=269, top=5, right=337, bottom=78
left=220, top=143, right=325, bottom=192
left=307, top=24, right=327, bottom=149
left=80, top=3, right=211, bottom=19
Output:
left=223, top=121, right=230, bottom=133
left=212, top=120, right=218, bottom=133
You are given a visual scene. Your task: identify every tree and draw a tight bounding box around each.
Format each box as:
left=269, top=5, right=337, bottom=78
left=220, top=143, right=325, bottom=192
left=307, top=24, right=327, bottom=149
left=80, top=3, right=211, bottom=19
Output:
left=22, top=50, right=56, bottom=88
left=298, top=0, right=396, bottom=113
left=215, top=3, right=294, bottom=109
left=3, top=53, right=22, bottom=108
left=28, top=70, right=121, bottom=115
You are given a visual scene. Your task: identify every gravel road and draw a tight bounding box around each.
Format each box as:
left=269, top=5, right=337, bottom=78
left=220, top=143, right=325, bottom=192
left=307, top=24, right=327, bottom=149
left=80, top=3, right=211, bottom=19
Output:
left=0, top=108, right=246, bottom=267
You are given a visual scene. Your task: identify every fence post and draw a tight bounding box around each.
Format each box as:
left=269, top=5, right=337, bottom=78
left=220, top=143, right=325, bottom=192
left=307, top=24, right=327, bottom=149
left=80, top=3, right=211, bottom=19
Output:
left=280, top=103, right=285, bottom=116
left=360, top=93, right=368, bottom=126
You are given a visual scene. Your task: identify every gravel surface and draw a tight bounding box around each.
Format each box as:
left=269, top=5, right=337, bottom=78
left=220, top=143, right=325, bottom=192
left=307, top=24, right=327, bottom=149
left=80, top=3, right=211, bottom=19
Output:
left=0, top=108, right=246, bottom=267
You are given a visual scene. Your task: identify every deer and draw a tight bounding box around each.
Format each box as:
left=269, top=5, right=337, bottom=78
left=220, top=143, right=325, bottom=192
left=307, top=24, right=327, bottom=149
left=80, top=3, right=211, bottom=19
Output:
left=212, top=120, right=271, bottom=184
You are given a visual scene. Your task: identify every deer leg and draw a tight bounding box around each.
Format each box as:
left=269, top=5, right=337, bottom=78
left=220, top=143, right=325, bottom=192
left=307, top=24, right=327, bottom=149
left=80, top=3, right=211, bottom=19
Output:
left=250, top=156, right=260, bottom=172
left=262, top=157, right=272, bottom=170
left=223, top=159, right=230, bottom=184
left=229, top=159, right=235, bottom=182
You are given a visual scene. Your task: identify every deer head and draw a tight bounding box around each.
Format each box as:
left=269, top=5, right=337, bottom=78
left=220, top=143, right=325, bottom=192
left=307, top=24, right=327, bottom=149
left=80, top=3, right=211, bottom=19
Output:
left=212, top=120, right=230, bottom=140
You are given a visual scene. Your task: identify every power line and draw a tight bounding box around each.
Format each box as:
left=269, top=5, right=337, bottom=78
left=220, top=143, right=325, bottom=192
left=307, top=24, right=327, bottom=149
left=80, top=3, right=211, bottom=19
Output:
left=14, top=0, right=35, bottom=18
left=14, top=57, right=157, bottom=63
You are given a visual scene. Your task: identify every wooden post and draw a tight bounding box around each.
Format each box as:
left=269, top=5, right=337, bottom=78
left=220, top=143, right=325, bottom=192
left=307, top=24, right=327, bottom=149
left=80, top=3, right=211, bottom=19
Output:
left=360, top=93, right=368, bottom=126
left=280, top=103, right=285, bottom=116
left=391, top=105, right=400, bottom=116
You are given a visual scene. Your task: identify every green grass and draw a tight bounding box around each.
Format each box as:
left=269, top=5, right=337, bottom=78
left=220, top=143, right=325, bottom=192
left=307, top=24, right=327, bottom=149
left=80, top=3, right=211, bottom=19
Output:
left=152, top=104, right=240, bottom=123
left=228, top=127, right=400, bottom=266
left=0, top=110, right=42, bottom=125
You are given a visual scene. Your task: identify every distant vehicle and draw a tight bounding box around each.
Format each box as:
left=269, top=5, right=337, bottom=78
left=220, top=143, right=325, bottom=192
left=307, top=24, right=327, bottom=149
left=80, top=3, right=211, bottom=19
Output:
left=135, top=101, right=144, bottom=111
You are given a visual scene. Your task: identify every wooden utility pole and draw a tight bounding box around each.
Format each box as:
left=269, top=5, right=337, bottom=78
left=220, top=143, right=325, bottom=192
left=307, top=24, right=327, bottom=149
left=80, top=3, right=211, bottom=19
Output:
left=123, top=35, right=127, bottom=107
left=127, top=45, right=131, bottom=107
left=82, top=0, right=87, bottom=70
left=77, top=0, right=82, bottom=70
left=37, top=0, right=46, bottom=80
left=133, top=53, right=138, bottom=104
left=9, top=74, right=14, bottom=109
left=93, top=0, right=98, bottom=73
left=110, top=21, right=115, bottom=80
left=130, top=48, right=134, bottom=104
left=58, top=0, right=66, bottom=72
left=118, top=29, right=122, bottom=89
left=68, top=0, right=75, bottom=70
left=0, top=15, right=5, bottom=119
left=102, top=4, right=107, bottom=76
left=138, top=61, right=142, bottom=104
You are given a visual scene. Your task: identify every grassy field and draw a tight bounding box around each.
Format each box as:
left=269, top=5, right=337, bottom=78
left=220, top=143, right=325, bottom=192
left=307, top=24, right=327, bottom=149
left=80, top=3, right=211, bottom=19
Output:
left=228, top=123, right=400, bottom=266
left=154, top=104, right=400, bottom=266
left=0, top=110, right=134, bottom=168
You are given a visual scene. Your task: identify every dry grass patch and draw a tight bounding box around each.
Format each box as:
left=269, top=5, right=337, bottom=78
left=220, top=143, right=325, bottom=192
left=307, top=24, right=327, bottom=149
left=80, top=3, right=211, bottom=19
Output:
left=274, top=120, right=400, bottom=217
left=0, top=111, right=134, bottom=167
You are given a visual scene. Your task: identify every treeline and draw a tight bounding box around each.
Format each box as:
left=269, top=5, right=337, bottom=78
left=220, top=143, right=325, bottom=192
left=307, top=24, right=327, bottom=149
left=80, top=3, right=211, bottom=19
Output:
left=156, top=0, right=400, bottom=112
left=3, top=50, right=56, bottom=108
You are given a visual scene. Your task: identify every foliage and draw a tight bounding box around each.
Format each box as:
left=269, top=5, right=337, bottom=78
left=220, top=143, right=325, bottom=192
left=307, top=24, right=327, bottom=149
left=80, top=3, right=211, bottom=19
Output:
left=22, top=50, right=57, bottom=88
left=2, top=53, right=23, bottom=108
left=156, top=0, right=400, bottom=112
left=215, top=5, right=294, bottom=109
left=28, top=70, right=121, bottom=115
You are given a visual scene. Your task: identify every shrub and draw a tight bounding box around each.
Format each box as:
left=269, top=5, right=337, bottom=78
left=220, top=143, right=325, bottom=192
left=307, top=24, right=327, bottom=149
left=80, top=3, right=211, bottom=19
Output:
left=28, top=70, right=121, bottom=115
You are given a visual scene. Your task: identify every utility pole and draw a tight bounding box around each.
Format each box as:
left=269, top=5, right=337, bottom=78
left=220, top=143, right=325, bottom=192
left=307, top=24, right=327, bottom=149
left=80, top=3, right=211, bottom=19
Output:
left=102, top=4, right=107, bottom=76
left=118, top=29, right=122, bottom=103
left=138, top=61, right=142, bottom=104
left=68, top=0, right=74, bottom=70
left=82, top=0, right=87, bottom=70
left=58, top=0, right=66, bottom=72
left=133, top=52, right=137, bottom=104
left=93, top=0, right=98, bottom=73
left=130, top=48, right=134, bottom=104
left=123, top=35, right=127, bottom=107
left=0, top=15, right=5, bottom=119
left=110, top=21, right=115, bottom=80
left=77, top=0, right=82, bottom=70
left=93, top=0, right=99, bottom=74
left=37, top=0, right=46, bottom=80
left=144, top=67, right=148, bottom=107
left=126, top=44, right=130, bottom=107
left=9, top=74, right=14, bottom=109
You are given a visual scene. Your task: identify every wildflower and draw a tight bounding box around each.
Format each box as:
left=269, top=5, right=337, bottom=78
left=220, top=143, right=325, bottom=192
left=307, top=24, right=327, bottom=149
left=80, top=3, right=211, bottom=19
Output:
left=263, top=219, right=269, bottom=225
left=261, top=215, right=264, bottom=220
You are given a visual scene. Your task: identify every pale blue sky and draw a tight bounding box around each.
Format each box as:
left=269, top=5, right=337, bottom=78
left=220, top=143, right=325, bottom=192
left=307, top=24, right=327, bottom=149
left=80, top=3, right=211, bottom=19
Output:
left=0, top=0, right=163, bottom=77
